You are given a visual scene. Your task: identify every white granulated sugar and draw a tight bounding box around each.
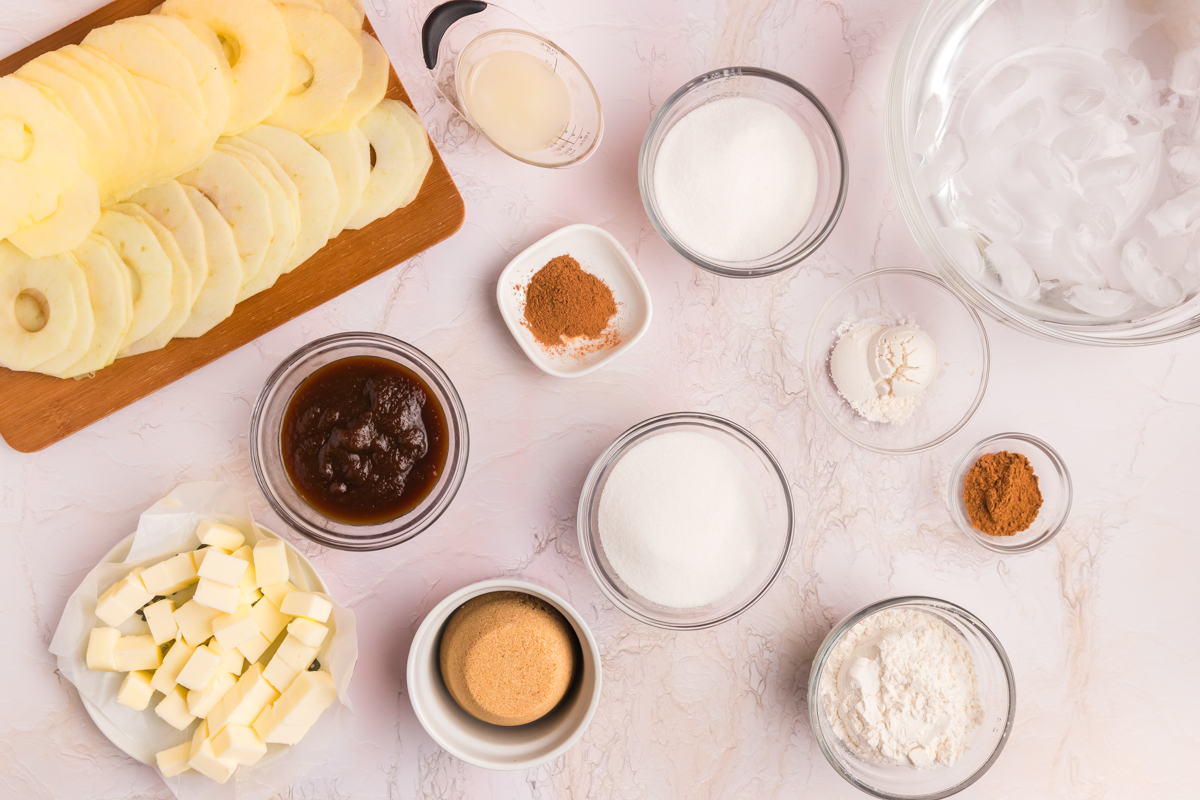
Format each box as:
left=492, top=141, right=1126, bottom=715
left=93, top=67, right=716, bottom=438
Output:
left=653, top=96, right=818, bottom=262
left=598, top=431, right=765, bottom=608
left=820, top=608, right=983, bottom=769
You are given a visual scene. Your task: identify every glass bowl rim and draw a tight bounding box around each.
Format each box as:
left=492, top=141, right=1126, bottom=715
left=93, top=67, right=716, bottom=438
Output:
left=803, top=267, right=992, bottom=455
left=948, top=432, right=1074, bottom=554
left=638, top=65, right=850, bottom=279
left=576, top=411, right=796, bottom=630
left=807, top=595, right=1017, bottom=800
left=249, top=331, right=470, bottom=552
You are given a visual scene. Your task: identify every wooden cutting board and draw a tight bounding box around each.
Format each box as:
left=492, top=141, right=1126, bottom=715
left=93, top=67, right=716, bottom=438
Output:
left=0, top=0, right=465, bottom=453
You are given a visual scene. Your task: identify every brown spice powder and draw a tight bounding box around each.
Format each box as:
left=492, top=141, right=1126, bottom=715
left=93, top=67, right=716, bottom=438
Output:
left=963, top=451, right=1043, bottom=536
left=522, top=254, right=620, bottom=355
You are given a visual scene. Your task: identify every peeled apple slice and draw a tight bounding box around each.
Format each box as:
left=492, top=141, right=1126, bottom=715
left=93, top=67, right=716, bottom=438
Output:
left=55, top=234, right=133, bottom=377
left=0, top=241, right=83, bottom=371
left=179, top=185, right=241, bottom=337
left=308, top=126, right=369, bottom=237
left=216, top=143, right=298, bottom=299
left=122, top=73, right=211, bottom=188
left=32, top=253, right=96, bottom=376
left=83, top=21, right=207, bottom=124
left=7, top=175, right=101, bottom=259
left=384, top=101, right=433, bottom=210
left=220, top=138, right=301, bottom=235
left=276, top=0, right=364, bottom=32
left=315, top=32, right=388, bottom=134
left=94, top=209, right=174, bottom=349
left=345, top=100, right=431, bottom=229
left=265, top=5, right=362, bottom=137
left=111, top=204, right=196, bottom=356
left=130, top=181, right=209, bottom=307
left=162, top=0, right=292, bottom=135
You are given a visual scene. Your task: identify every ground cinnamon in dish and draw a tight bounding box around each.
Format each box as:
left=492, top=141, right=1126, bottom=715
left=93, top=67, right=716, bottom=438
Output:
left=963, top=451, right=1043, bottom=536
left=522, top=254, right=620, bottom=356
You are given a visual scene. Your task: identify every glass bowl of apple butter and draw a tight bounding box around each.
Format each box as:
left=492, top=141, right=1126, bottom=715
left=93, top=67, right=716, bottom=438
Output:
left=251, top=332, right=470, bottom=551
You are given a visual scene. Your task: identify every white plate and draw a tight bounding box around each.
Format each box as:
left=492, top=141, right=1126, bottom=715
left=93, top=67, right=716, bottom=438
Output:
left=81, top=525, right=328, bottom=766
left=496, top=224, right=652, bottom=377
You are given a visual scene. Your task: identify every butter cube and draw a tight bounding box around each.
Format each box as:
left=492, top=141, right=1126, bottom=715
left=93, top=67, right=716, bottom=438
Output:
left=207, top=664, right=279, bottom=736
left=151, top=640, right=195, bottom=694
left=143, top=598, right=178, bottom=645
left=212, top=606, right=260, bottom=650
left=96, top=569, right=152, bottom=627
left=117, top=670, right=155, bottom=711
left=279, top=592, right=332, bottom=623
left=286, top=618, right=328, bottom=648
left=187, top=739, right=237, bottom=784
left=262, top=635, right=317, bottom=693
left=141, top=553, right=198, bottom=596
left=241, top=586, right=263, bottom=606
left=190, top=718, right=208, bottom=759
left=197, top=549, right=248, bottom=587
left=192, top=546, right=227, bottom=572
left=86, top=627, right=121, bottom=671
left=114, top=635, right=162, bottom=672
left=250, top=597, right=290, bottom=641
left=177, top=645, right=222, bottom=691
left=156, top=742, right=193, bottom=777
left=253, top=539, right=289, bottom=588
left=212, top=724, right=267, bottom=766
left=154, top=685, right=197, bottom=731
left=187, top=670, right=237, bottom=717
left=194, top=578, right=241, bottom=613
left=196, top=520, right=245, bottom=551
left=253, top=670, right=337, bottom=745
left=260, top=581, right=299, bottom=609
left=236, top=632, right=272, bottom=665
left=174, top=599, right=223, bottom=647
left=207, top=638, right=245, bottom=674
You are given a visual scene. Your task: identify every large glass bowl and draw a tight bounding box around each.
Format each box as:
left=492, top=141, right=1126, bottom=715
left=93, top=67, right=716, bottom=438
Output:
left=639, top=67, right=848, bottom=278
left=887, top=0, right=1200, bottom=345
left=250, top=332, right=469, bottom=551
left=808, top=597, right=1016, bottom=799
left=576, top=412, right=795, bottom=629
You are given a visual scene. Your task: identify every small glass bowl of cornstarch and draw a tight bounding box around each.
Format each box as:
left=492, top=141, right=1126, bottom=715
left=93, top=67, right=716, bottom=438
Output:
left=577, top=412, right=794, bottom=629
left=808, top=597, right=1016, bottom=799
left=639, top=67, right=849, bottom=278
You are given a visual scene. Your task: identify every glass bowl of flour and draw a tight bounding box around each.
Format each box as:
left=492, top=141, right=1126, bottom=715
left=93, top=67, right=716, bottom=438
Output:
left=808, top=597, right=1016, bottom=799
left=889, top=0, right=1200, bottom=345
left=577, top=412, right=794, bottom=629
left=639, top=67, right=849, bottom=278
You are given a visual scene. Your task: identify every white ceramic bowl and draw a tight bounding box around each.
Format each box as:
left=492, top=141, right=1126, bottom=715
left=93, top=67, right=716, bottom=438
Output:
left=496, top=224, right=652, bottom=377
left=406, top=579, right=602, bottom=770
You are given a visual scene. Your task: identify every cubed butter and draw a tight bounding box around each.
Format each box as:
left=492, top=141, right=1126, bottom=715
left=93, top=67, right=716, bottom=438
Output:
left=253, top=670, right=337, bottom=745
left=156, top=742, right=193, bottom=777
left=207, top=664, right=279, bottom=736
left=194, top=578, right=241, bottom=613
left=117, top=670, right=156, bottom=711
left=140, top=553, right=198, bottom=596
left=212, top=724, right=267, bottom=766
left=177, top=644, right=222, bottom=691
left=236, top=632, right=272, bottom=665
left=196, top=520, right=245, bottom=551
left=174, top=599, right=223, bottom=647
left=144, top=598, right=178, bottom=645
left=187, top=739, right=237, bottom=784
left=190, top=719, right=208, bottom=760
left=253, top=539, right=289, bottom=588
left=286, top=618, right=328, bottom=648
left=231, top=544, right=253, bottom=564
left=154, top=685, right=197, bottom=731
left=241, top=586, right=263, bottom=606
left=260, top=581, right=299, bottom=609
left=113, top=634, right=162, bottom=672
left=279, top=592, right=332, bottom=623
left=197, top=549, right=249, bottom=587
left=187, top=670, right=237, bottom=717
left=212, top=606, right=260, bottom=650
left=262, top=635, right=318, bottom=693
left=250, top=597, right=290, bottom=641
left=86, top=627, right=121, bottom=672
left=96, top=569, right=152, bottom=627
left=151, top=640, right=196, bottom=694
left=208, top=638, right=245, bottom=675
left=192, top=546, right=227, bottom=572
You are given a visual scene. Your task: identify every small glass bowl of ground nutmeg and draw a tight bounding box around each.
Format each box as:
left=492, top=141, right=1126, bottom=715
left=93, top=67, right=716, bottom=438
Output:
left=948, top=433, right=1073, bottom=554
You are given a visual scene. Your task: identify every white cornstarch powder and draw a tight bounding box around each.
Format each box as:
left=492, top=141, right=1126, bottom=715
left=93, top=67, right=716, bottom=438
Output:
left=598, top=431, right=765, bottom=608
left=652, top=96, right=818, bottom=262
left=820, top=607, right=983, bottom=769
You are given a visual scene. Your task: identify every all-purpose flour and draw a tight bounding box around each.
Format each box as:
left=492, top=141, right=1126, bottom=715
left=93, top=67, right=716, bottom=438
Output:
left=820, top=607, right=983, bottom=769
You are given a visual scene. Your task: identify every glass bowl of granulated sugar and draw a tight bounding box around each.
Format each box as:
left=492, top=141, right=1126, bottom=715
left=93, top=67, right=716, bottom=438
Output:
left=808, top=597, right=1016, bottom=799
left=577, top=412, right=794, bottom=629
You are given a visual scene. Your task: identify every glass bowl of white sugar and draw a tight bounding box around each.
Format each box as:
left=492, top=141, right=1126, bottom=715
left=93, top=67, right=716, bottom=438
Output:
left=577, top=412, right=794, bottom=629
left=639, top=67, right=849, bottom=278
left=808, top=597, right=1016, bottom=799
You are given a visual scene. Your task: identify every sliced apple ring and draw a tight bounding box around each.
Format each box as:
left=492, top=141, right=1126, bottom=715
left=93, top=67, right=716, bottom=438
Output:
left=6, top=174, right=101, bottom=259
left=111, top=203, right=196, bottom=356
left=178, top=185, right=241, bottom=337
left=32, top=251, right=97, bottom=377
left=53, top=234, right=133, bottom=378
left=315, top=31, right=389, bottom=134
left=215, top=143, right=298, bottom=299
left=0, top=241, right=84, bottom=371
left=345, top=100, right=431, bottom=229
left=265, top=4, right=362, bottom=137
left=308, top=125, right=369, bottom=237
left=129, top=181, right=208, bottom=308
left=122, top=72, right=211, bottom=188
left=276, top=0, right=365, bottom=32
left=83, top=21, right=207, bottom=125
left=388, top=100, right=433, bottom=211
left=93, top=209, right=174, bottom=350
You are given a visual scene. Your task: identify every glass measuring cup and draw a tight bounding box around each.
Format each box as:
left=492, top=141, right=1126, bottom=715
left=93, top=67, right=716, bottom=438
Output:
left=421, top=1, right=603, bottom=168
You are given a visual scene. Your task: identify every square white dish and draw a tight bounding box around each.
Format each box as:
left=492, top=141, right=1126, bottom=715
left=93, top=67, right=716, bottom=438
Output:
left=496, top=224, right=652, bottom=377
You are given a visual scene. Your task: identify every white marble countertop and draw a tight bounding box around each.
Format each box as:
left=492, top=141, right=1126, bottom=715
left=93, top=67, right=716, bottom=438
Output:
left=2, top=0, right=1199, bottom=797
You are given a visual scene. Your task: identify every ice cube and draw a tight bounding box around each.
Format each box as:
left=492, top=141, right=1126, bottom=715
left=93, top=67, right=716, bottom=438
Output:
left=919, top=135, right=966, bottom=194
left=1061, top=86, right=1106, bottom=116
left=1020, top=140, right=1071, bottom=189
left=988, top=65, right=1029, bottom=98
left=1078, top=155, right=1140, bottom=188
left=1070, top=199, right=1117, bottom=242
left=1168, top=143, right=1200, bottom=181
left=985, top=241, right=1041, bottom=302
left=1052, top=125, right=1098, bottom=162
left=955, top=193, right=1024, bottom=239
left=937, top=227, right=986, bottom=278
left=1146, top=191, right=1200, bottom=236
left=1120, top=238, right=1185, bottom=307
left=1053, top=227, right=1105, bottom=285
left=913, top=94, right=943, bottom=154
left=1104, top=49, right=1152, bottom=103
left=1062, top=285, right=1135, bottom=316
left=1171, top=47, right=1200, bottom=97
left=992, top=98, right=1045, bottom=151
